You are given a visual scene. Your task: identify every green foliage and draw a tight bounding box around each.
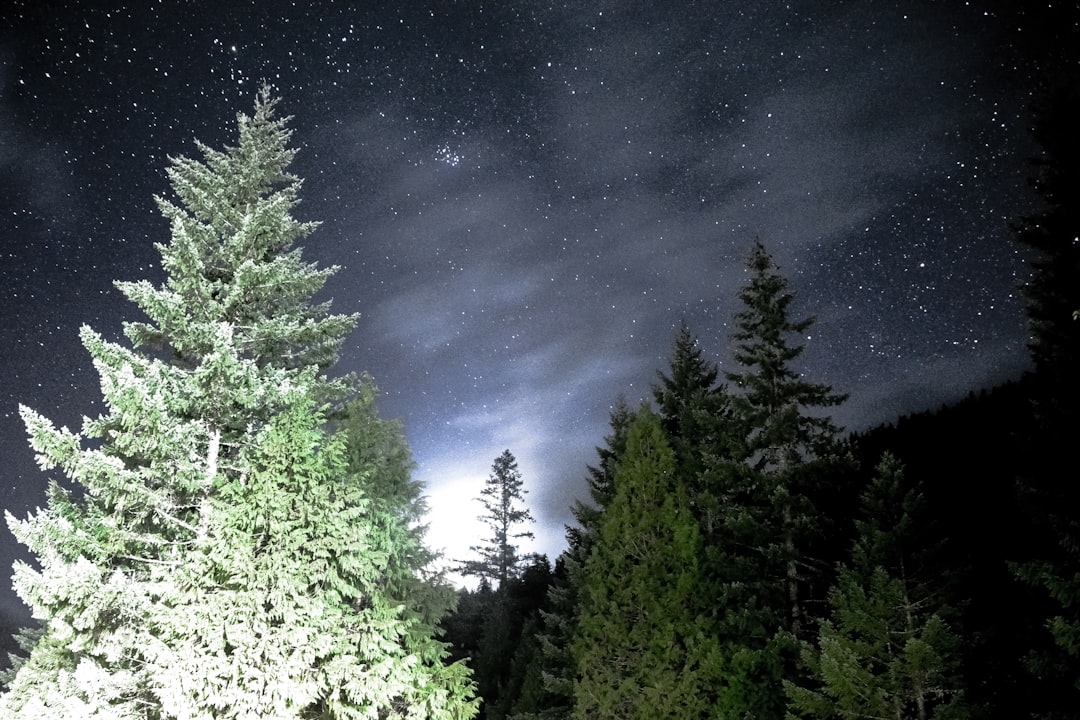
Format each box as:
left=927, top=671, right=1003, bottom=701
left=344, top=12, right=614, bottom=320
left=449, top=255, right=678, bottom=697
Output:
left=787, top=454, right=969, bottom=720
left=569, top=396, right=633, bottom=543
left=653, top=320, right=720, bottom=441
left=653, top=323, right=736, bottom=540
left=120, top=85, right=357, bottom=415
left=475, top=597, right=517, bottom=719
left=1015, top=517, right=1080, bottom=691
left=442, top=557, right=552, bottom=720
left=148, top=400, right=474, bottom=719
left=0, top=624, right=43, bottom=692
left=726, top=241, right=846, bottom=472
left=723, top=241, right=847, bottom=635
left=572, top=408, right=723, bottom=720
left=492, top=558, right=554, bottom=720
left=1, top=87, right=476, bottom=719
left=687, top=241, right=850, bottom=716
left=338, top=391, right=460, bottom=638
left=505, top=618, right=545, bottom=720
left=521, top=400, right=635, bottom=720
left=525, top=556, right=580, bottom=720
left=1033, top=560, right=1080, bottom=660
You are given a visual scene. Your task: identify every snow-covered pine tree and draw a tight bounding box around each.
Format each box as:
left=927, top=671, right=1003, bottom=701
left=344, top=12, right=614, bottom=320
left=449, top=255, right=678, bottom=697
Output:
left=2, top=86, right=476, bottom=719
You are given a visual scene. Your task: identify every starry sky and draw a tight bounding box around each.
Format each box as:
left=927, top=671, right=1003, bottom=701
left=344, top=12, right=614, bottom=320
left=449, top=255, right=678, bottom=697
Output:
left=0, top=0, right=1052, bottom=624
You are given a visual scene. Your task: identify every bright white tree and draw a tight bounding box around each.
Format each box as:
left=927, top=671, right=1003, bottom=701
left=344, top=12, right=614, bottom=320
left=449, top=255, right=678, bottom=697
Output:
left=2, top=86, right=477, bottom=719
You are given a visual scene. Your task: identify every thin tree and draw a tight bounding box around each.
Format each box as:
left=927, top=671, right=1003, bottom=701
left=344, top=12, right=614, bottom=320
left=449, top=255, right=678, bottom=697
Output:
left=462, top=449, right=535, bottom=590
left=725, top=239, right=847, bottom=638
left=701, top=240, right=848, bottom=717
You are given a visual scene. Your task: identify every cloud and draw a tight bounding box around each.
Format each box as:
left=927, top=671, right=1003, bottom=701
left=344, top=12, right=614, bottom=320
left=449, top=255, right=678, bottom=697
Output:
left=298, top=0, right=1028, bottom=575
left=0, top=60, right=81, bottom=235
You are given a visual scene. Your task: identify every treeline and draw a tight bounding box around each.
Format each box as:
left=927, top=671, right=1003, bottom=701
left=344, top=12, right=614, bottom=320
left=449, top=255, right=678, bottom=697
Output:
left=447, top=371, right=1078, bottom=719
left=443, top=81, right=1080, bottom=719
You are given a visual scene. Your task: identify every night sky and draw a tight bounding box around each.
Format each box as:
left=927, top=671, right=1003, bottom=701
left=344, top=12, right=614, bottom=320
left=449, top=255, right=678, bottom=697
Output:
left=0, top=1, right=1044, bottom=624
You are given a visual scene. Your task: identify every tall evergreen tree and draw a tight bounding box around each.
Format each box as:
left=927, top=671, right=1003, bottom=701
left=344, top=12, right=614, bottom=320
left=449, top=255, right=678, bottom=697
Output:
left=517, top=399, right=634, bottom=720
left=572, top=408, right=723, bottom=720
left=1, top=87, right=476, bottom=719
left=724, top=239, right=847, bottom=639
left=568, top=397, right=633, bottom=543
left=462, top=450, right=535, bottom=590
left=787, top=454, right=969, bottom=720
left=653, top=320, right=720, bottom=440
left=652, top=322, right=736, bottom=533
left=338, top=390, right=458, bottom=636
left=124, top=87, right=357, bottom=414
left=652, top=321, right=738, bottom=544
left=698, top=240, right=848, bottom=717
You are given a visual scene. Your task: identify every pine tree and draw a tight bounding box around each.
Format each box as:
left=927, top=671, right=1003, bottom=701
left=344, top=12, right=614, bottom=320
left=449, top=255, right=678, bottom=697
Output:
left=338, top=390, right=460, bottom=640
left=699, top=240, right=848, bottom=717
left=123, top=86, right=358, bottom=415
left=724, top=239, right=847, bottom=638
left=524, top=399, right=634, bottom=720
left=462, top=450, right=535, bottom=589
left=0, top=624, right=42, bottom=692
left=568, top=396, right=633, bottom=543
left=572, top=408, right=723, bottom=720
left=652, top=321, right=737, bottom=541
left=1, top=86, right=476, bottom=719
left=653, top=320, right=720, bottom=440
left=1013, top=79, right=1080, bottom=422
left=787, top=454, right=970, bottom=720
